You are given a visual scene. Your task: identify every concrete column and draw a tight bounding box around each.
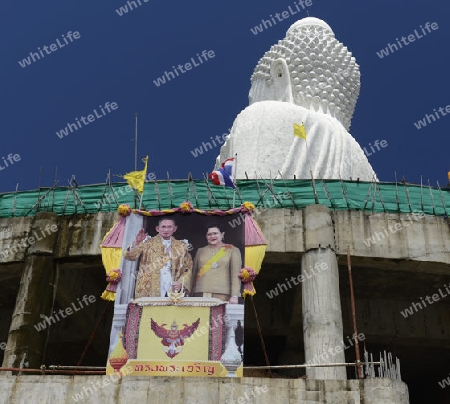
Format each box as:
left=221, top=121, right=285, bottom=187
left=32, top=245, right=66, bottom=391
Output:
left=302, top=205, right=346, bottom=379
left=2, top=212, right=59, bottom=369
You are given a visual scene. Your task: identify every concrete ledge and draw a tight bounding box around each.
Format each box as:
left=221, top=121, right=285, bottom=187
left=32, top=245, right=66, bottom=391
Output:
left=0, top=375, right=409, bottom=404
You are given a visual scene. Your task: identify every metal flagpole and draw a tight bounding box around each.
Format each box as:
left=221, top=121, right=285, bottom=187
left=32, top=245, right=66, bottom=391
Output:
left=134, top=113, right=139, bottom=208
left=233, top=153, right=237, bottom=208
left=134, top=113, right=138, bottom=171
left=139, top=156, right=149, bottom=210
left=139, top=189, right=145, bottom=210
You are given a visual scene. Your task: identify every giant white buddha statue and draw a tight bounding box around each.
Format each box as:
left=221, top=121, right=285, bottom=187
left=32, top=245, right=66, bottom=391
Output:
left=215, top=17, right=377, bottom=181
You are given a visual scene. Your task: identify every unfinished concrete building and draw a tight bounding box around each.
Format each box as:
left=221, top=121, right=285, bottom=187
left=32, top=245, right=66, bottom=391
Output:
left=0, top=179, right=448, bottom=403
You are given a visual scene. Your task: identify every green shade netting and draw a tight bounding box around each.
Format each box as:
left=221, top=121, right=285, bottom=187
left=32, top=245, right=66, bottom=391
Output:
left=0, top=179, right=448, bottom=218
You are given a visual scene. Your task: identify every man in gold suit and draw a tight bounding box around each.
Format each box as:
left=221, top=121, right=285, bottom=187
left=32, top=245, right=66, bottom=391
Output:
left=124, top=217, right=193, bottom=298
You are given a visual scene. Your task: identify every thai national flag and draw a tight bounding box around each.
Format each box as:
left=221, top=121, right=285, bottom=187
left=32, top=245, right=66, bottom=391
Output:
left=208, top=158, right=236, bottom=188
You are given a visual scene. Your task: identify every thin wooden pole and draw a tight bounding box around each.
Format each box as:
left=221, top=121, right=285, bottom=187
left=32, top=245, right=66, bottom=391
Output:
left=186, top=173, right=192, bottom=202
left=309, top=171, right=319, bottom=204
left=249, top=295, right=272, bottom=377
left=12, top=183, right=19, bottom=217
left=253, top=171, right=271, bottom=208
left=362, top=179, right=374, bottom=212
left=437, top=181, right=449, bottom=217
left=403, top=182, right=412, bottom=213
left=394, top=172, right=400, bottom=213
left=428, top=179, right=436, bottom=216
left=347, top=248, right=362, bottom=379
left=37, top=167, right=42, bottom=212
left=154, top=180, right=161, bottom=211
left=203, top=174, right=220, bottom=209
left=318, top=171, right=335, bottom=211
left=77, top=301, right=111, bottom=366
left=278, top=170, right=299, bottom=209
left=339, top=175, right=350, bottom=210
left=420, top=175, right=424, bottom=213
left=51, top=167, right=58, bottom=212
left=167, top=172, right=174, bottom=208
left=191, top=176, right=200, bottom=208
left=374, top=181, right=386, bottom=212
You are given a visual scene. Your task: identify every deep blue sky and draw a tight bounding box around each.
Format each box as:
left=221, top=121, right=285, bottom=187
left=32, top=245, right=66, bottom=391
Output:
left=1, top=0, right=449, bottom=193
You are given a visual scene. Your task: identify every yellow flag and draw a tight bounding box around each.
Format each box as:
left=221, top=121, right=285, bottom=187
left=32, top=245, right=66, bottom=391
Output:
left=294, top=123, right=307, bottom=140
left=123, top=156, right=148, bottom=194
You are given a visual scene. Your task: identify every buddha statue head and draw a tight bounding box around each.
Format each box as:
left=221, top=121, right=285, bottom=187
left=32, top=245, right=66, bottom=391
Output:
left=249, top=17, right=360, bottom=131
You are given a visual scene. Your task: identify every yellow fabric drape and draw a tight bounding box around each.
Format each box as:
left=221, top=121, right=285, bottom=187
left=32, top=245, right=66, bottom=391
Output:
left=244, top=245, right=267, bottom=274
left=241, top=245, right=267, bottom=297
left=102, top=247, right=123, bottom=272
left=100, top=247, right=123, bottom=301
left=100, top=221, right=124, bottom=301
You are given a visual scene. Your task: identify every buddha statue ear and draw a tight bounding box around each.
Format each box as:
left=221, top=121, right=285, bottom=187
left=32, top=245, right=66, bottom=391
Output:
left=269, top=59, right=293, bottom=103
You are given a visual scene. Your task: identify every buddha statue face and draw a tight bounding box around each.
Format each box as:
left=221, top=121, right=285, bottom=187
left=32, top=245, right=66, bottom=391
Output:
left=248, top=17, right=361, bottom=131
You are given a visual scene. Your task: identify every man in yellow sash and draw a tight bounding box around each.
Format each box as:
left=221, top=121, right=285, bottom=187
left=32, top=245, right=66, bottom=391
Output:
left=124, top=218, right=193, bottom=298
left=192, top=224, right=242, bottom=303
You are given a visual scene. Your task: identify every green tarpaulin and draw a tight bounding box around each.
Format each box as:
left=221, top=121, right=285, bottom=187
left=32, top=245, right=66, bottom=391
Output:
left=0, top=179, right=448, bottom=218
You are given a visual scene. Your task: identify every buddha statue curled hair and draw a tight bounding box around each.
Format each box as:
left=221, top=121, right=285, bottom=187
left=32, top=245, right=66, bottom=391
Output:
left=216, top=17, right=377, bottom=182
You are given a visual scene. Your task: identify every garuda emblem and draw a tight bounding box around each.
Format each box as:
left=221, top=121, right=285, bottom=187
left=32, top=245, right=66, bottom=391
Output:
left=150, top=318, right=200, bottom=358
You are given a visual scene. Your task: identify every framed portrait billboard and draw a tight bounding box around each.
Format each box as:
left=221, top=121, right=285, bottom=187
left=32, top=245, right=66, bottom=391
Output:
left=107, top=209, right=247, bottom=378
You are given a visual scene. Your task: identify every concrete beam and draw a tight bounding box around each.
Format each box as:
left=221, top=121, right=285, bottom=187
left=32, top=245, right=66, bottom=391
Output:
left=254, top=209, right=450, bottom=268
